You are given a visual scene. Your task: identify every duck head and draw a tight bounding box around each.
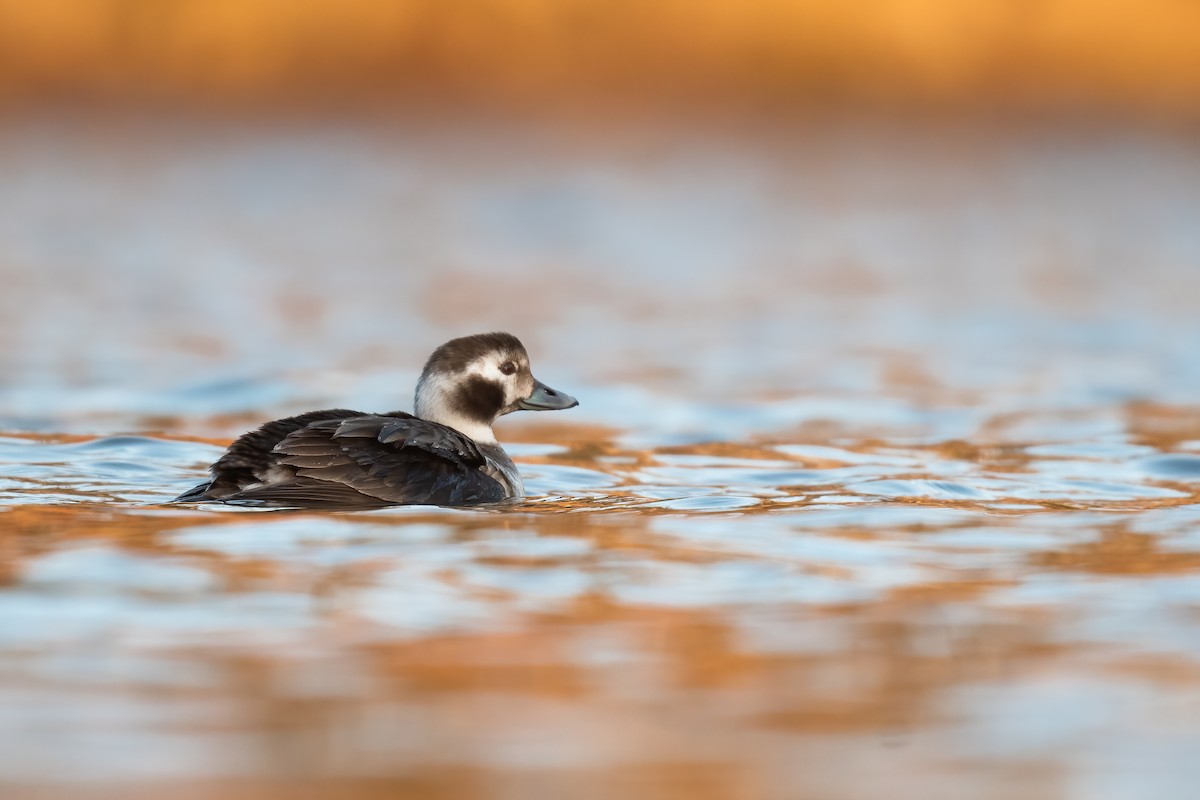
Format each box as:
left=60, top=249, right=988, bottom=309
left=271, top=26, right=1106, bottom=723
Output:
left=414, top=332, right=578, bottom=443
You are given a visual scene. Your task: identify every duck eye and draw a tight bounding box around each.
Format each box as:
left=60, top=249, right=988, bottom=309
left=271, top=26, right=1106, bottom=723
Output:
left=499, top=361, right=517, bottom=376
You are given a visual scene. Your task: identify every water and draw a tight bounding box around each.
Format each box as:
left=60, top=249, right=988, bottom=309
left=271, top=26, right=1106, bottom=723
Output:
left=2, top=115, right=1200, bottom=799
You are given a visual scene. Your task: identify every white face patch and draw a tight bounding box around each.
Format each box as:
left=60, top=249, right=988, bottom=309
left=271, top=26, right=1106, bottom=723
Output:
left=462, top=355, right=532, bottom=410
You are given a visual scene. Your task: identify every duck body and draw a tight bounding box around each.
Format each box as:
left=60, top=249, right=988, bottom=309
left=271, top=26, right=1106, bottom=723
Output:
left=175, top=333, right=576, bottom=508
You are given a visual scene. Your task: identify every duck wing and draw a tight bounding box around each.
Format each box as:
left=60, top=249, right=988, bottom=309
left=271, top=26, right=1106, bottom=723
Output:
left=175, top=409, right=365, bottom=502
left=220, top=414, right=507, bottom=508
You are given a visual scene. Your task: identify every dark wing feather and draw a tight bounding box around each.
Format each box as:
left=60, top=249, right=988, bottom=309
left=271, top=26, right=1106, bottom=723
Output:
left=218, top=477, right=397, bottom=509
left=268, top=416, right=505, bottom=507
left=175, top=409, right=367, bottom=501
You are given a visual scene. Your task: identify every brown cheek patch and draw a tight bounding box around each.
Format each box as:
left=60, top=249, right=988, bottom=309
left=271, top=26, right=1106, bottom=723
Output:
left=452, top=376, right=506, bottom=423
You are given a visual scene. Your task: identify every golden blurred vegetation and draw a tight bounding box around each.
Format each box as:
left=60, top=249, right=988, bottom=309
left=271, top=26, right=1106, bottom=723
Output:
left=1, top=0, right=1199, bottom=116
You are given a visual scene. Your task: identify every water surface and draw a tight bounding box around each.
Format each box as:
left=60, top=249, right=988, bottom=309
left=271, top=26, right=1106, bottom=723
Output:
left=2, top=117, right=1199, bottom=799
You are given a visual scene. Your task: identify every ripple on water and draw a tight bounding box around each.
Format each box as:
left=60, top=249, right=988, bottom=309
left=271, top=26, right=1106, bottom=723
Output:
left=848, top=478, right=997, bottom=500
left=636, top=465, right=856, bottom=488
left=1141, top=454, right=1200, bottom=480
left=0, top=435, right=221, bottom=505
left=22, top=547, right=220, bottom=595
left=168, top=517, right=456, bottom=561
left=607, top=559, right=878, bottom=606
left=0, top=589, right=317, bottom=650
left=1025, top=441, right=1159, bottom=459
left=640, top=495, right=761, bottom=511
left=522, top=464, right=621, bottom=494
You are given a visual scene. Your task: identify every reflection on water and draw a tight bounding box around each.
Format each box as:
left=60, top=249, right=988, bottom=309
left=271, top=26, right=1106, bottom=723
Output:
left=3, top=414, right=1200, bottom=799
left=2, top=117, right=1200, bottom=798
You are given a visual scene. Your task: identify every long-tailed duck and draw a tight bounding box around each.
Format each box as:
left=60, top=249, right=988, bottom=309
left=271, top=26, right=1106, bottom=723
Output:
left=175, top=332, right=577, bottom=508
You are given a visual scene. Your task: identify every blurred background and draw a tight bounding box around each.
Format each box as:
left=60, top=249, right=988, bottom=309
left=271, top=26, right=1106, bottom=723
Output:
left=1, top=0, right=1198, bottom=438
left=3, top=3, right=1200, bottom=800
left=2, top=0, right=1200, bottom=116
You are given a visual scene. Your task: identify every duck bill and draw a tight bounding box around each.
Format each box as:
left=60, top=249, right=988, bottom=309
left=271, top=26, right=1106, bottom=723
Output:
left=517, top=380, right=578, bottom=411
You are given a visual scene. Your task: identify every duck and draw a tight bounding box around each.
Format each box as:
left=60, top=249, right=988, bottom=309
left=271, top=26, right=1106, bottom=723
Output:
left=174, top=332, right=578, bottom=508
